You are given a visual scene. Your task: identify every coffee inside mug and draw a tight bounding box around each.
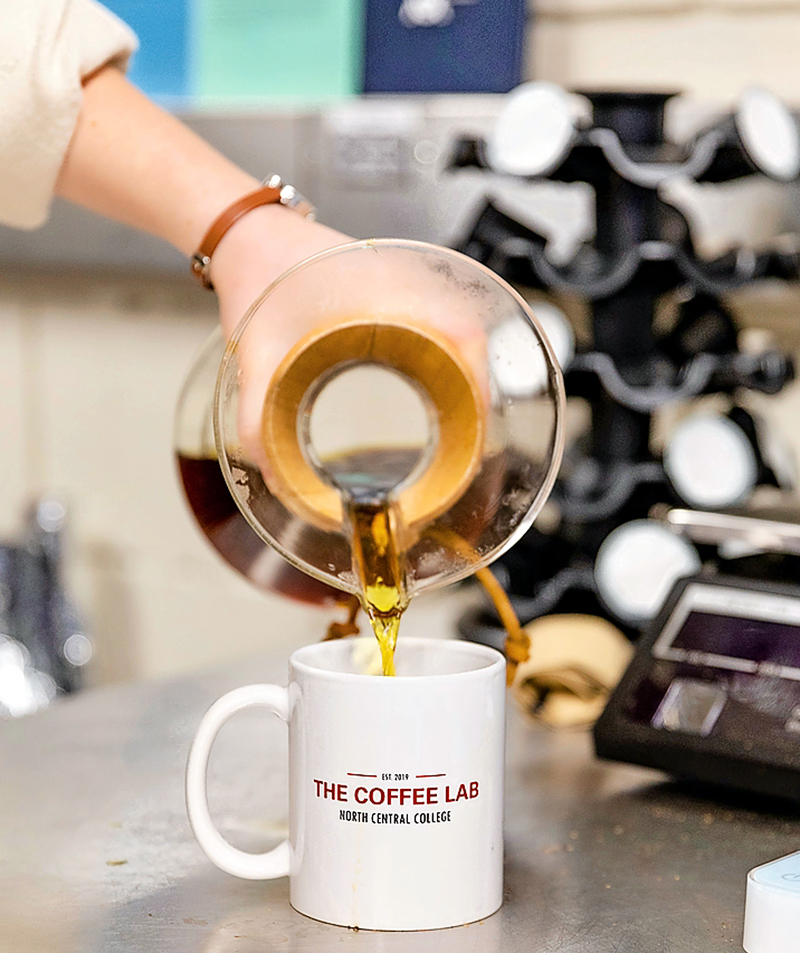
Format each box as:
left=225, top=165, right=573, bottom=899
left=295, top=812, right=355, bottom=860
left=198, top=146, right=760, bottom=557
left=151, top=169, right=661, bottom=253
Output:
left=293, top=636, right=501, bottom=678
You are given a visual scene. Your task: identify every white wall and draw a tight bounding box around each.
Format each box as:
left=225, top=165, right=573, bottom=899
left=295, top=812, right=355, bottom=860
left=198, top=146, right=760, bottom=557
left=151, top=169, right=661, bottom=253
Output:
left=0, top=272, right=329, bottom=685
left=532, top=0, right=800, bottom=104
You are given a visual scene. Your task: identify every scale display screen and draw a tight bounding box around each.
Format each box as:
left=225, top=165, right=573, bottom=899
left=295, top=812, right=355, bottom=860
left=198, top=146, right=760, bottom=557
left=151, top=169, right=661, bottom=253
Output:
left=654, top=584, right=800, bottom=678
left=594, top=576, right=800, bottom=800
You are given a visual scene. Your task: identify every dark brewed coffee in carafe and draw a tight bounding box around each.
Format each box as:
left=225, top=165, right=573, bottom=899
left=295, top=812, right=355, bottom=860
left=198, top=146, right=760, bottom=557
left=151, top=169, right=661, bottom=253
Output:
left=178, top=446, right=415, bottom=676
left=177, top=453, right=344, bottom=606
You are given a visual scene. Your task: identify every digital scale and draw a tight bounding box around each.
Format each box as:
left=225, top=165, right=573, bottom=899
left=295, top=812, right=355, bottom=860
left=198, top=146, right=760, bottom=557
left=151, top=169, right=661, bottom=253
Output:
left=595, top=568, right=800, bottom=801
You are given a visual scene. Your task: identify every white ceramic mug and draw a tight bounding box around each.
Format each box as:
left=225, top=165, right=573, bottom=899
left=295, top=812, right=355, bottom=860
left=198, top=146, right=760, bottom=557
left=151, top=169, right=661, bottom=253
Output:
left=186, top=637, right=506, bottom=931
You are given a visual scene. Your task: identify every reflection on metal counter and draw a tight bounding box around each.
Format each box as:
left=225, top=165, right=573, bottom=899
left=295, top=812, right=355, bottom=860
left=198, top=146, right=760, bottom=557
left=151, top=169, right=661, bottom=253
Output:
left=0, top=496, right=90, bottom=717
left=3, top=639, right=790, bottom=951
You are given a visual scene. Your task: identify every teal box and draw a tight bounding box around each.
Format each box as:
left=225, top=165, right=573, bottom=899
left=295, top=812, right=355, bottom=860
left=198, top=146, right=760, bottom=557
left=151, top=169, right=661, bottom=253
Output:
left=194, top=0, right=363, bottom=105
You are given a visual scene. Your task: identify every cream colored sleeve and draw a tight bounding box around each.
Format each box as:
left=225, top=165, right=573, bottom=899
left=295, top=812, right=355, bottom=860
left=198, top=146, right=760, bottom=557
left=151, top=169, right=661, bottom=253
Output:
left=0, top=0, right=138, bottom=229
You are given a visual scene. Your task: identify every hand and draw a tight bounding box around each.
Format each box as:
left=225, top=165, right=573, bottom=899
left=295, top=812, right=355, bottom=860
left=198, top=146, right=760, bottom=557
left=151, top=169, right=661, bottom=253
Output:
left=208, top=206, right=352, bottom=477
left=210, top=223, right=491, bottom=495
left=209, top=203, right=351, bottom=341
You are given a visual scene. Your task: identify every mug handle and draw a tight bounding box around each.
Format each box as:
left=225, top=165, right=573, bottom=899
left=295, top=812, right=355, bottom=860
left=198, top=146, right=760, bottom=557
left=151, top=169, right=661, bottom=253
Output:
left=186, top=684, right=291, bottom=880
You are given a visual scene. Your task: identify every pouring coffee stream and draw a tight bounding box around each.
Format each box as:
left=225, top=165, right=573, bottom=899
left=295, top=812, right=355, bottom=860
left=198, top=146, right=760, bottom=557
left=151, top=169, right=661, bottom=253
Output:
left=175, top=240, right=565, bottom=678
left=259, top=314, right=492, bottom=678
left=345, top=496, right=407, bottom=677
left=325, top=452, right=529, bottom=680
left=176, top=444, right=528, bottom=679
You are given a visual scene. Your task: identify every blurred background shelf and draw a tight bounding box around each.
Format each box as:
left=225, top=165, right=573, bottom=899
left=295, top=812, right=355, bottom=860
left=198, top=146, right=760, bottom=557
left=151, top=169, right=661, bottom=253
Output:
left=4, top=0, right=800, bottom=691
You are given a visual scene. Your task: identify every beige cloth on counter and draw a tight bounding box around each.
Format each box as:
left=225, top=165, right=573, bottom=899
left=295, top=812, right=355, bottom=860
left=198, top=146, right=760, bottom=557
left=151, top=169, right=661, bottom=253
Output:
left=511, top=614, right=634, bottom=729
left=0, top=0, right=137, bottom=229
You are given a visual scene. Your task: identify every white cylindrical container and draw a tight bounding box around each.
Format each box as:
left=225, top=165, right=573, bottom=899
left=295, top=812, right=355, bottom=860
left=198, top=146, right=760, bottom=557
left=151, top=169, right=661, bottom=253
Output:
left=743, top=851, right=800, bottom=953
left=186, top=637, right=506, bottom=931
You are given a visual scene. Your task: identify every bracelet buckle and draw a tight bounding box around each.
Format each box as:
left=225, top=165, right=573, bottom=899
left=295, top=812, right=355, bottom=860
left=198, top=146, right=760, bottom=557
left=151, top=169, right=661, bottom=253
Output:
left=191, top=174, right=317, bottom=291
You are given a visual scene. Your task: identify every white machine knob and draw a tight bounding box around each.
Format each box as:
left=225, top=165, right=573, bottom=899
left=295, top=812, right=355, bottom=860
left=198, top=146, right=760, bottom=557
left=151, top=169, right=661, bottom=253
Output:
left=664, top=413, right=758, bottom=510
left=744, top=851, right=800, bottom=953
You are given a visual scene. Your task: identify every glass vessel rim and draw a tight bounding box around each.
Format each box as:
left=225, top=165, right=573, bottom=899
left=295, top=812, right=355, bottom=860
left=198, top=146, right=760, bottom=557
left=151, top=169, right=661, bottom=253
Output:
left=290, top=635, right=506, bottom=682
left=212, top=237, right=567, bottom=595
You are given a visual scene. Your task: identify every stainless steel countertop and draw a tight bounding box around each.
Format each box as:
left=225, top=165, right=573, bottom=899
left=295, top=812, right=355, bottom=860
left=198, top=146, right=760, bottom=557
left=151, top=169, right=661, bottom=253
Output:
left=1, top=649, right=798, bottom=952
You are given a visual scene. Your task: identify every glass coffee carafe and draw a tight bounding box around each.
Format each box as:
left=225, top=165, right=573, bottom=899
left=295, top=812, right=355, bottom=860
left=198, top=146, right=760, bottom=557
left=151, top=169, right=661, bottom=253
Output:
left=175, top=239, right=565, bottom=624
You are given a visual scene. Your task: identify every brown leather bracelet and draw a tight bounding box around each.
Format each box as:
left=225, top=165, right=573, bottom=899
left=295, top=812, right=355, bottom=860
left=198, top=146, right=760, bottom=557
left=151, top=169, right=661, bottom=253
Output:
left=190, top=176, right=315, bottom=290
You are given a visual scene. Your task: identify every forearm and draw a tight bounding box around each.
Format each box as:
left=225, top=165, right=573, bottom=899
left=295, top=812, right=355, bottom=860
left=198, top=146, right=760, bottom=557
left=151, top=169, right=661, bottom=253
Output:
left=55, top=66, right=350, bottom=337
left=55, top=66, right=259, bottom=256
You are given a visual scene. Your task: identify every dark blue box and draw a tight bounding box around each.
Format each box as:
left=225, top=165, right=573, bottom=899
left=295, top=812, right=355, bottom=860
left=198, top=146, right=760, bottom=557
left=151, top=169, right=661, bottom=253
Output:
left=363, top=0, right=527, bottom=94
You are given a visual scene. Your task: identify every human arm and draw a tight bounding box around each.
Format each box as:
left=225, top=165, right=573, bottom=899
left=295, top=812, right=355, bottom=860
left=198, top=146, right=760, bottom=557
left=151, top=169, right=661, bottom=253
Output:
left=54, top=66, right=350, bottom=338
